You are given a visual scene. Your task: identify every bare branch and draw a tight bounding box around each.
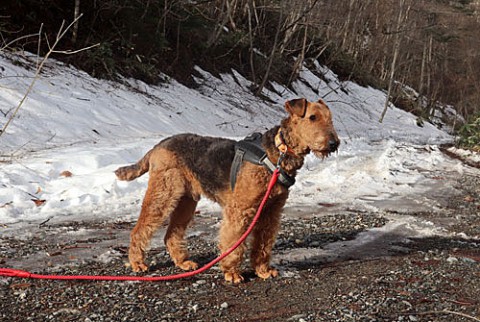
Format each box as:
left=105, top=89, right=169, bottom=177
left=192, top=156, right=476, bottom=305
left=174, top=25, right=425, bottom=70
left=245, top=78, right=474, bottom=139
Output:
left=52, top=43, right=100, bottom=55
left=36, top=23, right=44, bottom=69
left=0, top=14, right=95, bottom=138
left=0, top=32, right=41, bottom=52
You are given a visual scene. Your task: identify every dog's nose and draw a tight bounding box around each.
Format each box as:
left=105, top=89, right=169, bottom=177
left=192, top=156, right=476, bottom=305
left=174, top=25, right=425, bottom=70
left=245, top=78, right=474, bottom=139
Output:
left=329, top=139, right=339, bottom=152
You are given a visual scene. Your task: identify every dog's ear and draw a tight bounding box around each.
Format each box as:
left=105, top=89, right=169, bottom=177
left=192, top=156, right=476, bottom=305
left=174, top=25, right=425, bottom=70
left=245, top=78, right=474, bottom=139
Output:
left=317, top=98, right=330, bottom=109
left=285, top=98, right=307, bottom=118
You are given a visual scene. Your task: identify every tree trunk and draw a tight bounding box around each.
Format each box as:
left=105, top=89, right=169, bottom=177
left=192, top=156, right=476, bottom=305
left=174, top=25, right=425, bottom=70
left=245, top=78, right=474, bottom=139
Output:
left=247, top=0, right=256, bottom=84
left=341, top=0, right=356, bottom=51
left=255, top=3, right=283, bottom=96
left=72, top=0, right=81, bottom=44
left=379, top=0, right=410, bottom=123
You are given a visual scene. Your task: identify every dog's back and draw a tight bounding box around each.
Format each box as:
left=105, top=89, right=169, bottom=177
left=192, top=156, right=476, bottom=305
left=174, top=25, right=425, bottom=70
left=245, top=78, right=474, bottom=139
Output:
left=115, top=133, right=236, bottom=195
left=160, top=134, right=236, bottom=195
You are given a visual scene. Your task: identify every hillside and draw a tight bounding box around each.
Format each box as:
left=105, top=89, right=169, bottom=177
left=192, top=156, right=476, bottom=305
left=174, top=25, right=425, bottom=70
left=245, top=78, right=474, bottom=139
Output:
left=0, top=49, right=459, bottom=222
left=1, top=0, right=480, bottom=121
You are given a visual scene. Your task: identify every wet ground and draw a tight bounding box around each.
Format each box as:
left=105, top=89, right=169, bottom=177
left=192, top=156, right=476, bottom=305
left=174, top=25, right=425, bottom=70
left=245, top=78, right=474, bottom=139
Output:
left=1, top=171, right=479, bottom=321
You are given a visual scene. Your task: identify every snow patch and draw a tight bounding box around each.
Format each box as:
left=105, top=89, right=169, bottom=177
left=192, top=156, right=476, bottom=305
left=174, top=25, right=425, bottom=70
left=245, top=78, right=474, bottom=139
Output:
left=0, top=52, right=476, bottom=237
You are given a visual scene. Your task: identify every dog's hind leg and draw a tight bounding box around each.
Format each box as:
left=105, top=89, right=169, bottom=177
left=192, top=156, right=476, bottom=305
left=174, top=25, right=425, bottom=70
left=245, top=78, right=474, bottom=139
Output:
left=164, top=196, right=198, bottom=271
left=128, top=168, right=186, bottom=272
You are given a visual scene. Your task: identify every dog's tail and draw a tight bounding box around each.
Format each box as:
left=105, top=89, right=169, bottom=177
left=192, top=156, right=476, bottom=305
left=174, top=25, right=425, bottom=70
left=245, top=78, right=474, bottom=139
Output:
left=115, top=149, right=153, bottom=181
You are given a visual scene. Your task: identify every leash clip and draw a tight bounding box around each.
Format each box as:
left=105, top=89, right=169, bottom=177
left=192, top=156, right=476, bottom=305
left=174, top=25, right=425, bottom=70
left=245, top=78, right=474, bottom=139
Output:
left=277, top=152, right=286, bottom=169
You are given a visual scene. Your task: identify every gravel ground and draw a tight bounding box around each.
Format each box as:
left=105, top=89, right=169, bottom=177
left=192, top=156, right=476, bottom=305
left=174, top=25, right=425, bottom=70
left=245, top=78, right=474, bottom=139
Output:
left=1, top=174, right=479, bottom=322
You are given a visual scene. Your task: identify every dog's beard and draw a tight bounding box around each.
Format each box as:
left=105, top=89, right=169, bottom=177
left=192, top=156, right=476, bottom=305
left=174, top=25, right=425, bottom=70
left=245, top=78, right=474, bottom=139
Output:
left=312, top=149, right=331, bottom=159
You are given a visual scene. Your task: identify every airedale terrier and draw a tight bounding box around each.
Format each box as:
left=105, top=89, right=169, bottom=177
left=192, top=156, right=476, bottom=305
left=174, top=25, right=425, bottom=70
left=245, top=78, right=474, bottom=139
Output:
left=115, top=98, right=339, bottom=283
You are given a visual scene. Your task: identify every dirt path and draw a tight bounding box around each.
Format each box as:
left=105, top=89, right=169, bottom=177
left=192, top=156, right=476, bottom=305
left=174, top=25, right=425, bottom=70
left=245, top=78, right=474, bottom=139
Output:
left=1, top=174, right=479, bottom=321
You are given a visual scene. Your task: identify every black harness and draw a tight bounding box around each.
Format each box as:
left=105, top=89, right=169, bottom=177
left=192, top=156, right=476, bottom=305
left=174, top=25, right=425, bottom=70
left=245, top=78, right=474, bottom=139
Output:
left=230, top=132, right=295, bottom=190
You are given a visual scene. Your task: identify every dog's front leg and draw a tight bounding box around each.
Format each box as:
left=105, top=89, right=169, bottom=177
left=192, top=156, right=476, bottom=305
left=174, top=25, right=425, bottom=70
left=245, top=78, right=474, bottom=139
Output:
left=218, top=206, right=256, bottom=283
left=250, top=199, right=285, bottom=280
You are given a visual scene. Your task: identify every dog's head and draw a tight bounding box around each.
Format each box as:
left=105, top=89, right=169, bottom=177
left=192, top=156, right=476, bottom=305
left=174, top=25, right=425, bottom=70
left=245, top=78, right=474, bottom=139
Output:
left=284, top=98, right=340, bottom=158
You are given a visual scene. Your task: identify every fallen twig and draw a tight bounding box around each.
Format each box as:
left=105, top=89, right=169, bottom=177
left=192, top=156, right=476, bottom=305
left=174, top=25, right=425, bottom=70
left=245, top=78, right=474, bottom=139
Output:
left=38, top=217, right=52, bottom=228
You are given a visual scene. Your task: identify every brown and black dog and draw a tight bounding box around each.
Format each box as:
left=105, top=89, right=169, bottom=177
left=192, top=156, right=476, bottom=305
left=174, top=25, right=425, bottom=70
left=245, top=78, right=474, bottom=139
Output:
left=115, top=98, right=340, bottom=283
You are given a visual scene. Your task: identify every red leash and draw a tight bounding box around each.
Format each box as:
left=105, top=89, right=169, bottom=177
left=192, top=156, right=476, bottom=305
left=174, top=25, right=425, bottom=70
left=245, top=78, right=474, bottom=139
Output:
left=0, top=169, right=280, bottom=282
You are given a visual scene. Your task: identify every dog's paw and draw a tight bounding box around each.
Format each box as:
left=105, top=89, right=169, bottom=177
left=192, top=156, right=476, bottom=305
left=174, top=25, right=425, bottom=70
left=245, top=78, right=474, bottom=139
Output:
left=224, top=271, right=244, bottom=284
left=176, top=260, right=198, bottom=271
left=256, top=267, right=279, bottom=280
left=130, top=261, right=149, bottom=272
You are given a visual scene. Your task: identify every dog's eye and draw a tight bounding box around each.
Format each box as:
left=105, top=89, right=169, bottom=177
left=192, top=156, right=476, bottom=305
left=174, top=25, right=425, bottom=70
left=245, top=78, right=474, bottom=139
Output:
left=309, top=115, right=316, bottom=121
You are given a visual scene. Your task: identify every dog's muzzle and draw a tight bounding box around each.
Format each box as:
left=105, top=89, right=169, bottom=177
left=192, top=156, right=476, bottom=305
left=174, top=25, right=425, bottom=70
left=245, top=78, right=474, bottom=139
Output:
left=328, top=139, right=339, bottom=153
left=313, top=136, right=340, bottom=158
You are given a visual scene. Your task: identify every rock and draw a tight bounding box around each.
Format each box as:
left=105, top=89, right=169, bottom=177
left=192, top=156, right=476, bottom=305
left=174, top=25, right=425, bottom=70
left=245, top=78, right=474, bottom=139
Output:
left=446, top=256, right=458, bottom=263
left=220, top=302, right=228, bottom=309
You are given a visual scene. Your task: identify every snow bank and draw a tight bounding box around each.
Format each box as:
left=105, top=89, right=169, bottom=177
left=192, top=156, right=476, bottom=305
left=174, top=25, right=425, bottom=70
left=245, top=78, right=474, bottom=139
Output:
left=0, top=52, right=474, bottom=226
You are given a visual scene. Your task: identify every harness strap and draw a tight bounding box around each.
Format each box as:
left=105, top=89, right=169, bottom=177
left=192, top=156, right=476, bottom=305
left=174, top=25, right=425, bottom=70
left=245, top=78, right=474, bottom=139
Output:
left=230, top=149, right=245, bottom=191
left=230, top=132, right=295, bottom=190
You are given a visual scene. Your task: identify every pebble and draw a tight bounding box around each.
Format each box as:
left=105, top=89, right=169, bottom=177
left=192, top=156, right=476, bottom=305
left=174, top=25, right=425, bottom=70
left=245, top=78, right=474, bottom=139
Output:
left=446, top=256, right=458, bottom=263
left=461, top=257, right=477, bottom=264
left=220, top=302, right=229, bottom=309
left=288, top=314, right=305, bottom=321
